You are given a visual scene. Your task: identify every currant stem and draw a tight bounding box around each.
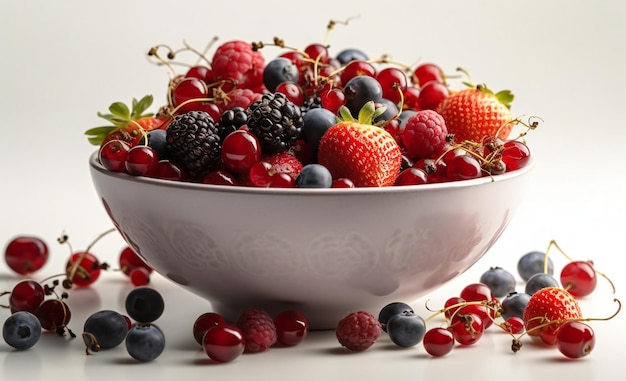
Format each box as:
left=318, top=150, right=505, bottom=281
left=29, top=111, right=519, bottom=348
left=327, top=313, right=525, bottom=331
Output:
left=65, top=228, right=116, bottom=286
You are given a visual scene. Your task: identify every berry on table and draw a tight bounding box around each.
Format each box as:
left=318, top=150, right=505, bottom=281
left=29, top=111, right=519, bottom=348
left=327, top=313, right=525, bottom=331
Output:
left=423, top=327, right=455, bottom=357
left=2, top=311, right=42, bottom=350
left=193, top=312, right=226, bottom=345
left=522, top=287, right=582, bottom=344
left=386, top=312, right=426, bottom=348
left=124, top=287, right=165, bottom=323
left=202, top=324, right=246, bottom=362
left=236, top=308, right=277, bottom=353
left=335, top=311, right=382, bottom=351
left=82, top=310, right=129, bottom=352
left=378, top=301, right=414, bottom=332
left=125, top=323, right=166, bottom=362
left=560, top=261, right=598, bottom=298
left=501, top=292, right=531, bottom=320
left=7, top=280, right=45, bottom=314
left=4, top=236, right=49, bottom=275
left=274, top=310, right=309, bottom=347
left=518, top=250, right=554, bottom=282
left=479, top=267, right=516, bottom=298
left=525, top=272, right=560, bottom=295
left=555, top=321, right=595, bottom=359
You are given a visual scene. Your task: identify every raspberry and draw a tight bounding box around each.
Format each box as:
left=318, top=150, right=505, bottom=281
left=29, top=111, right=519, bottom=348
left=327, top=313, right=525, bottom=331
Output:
left=236, top=308, right=277, bottom=353
left=211, top=40, right=265, bottom=92
left=401, top=109, right=448, bottom=160
left=220, top=88, right=262, bottom=111
left=335, top=311, right=382, bottom=351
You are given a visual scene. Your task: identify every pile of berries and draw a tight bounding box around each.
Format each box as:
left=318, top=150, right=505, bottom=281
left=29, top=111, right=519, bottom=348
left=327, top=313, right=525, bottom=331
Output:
left=1, top=228, right=620, bottom=363
left=334, top=241, right=620, bottom=360
left=87, top=21, right=537, bottom=188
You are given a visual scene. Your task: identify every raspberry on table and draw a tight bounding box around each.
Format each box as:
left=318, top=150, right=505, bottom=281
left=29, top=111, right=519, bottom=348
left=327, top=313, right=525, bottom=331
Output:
left=335, top=311, right=382, bottom=351
left=236, top=308, right=277, bottom=353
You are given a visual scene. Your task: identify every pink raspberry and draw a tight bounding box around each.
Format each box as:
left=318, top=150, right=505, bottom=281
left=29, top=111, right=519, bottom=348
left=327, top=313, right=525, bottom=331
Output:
left=211, top=40, right=265, bottom=92
left=220, top=88, right=263, bottom=110
left=401, top=109, right=448, bottom=160
left=236, top=308, right=277, bottom=353
left=335, top=311, right=382, bottom=351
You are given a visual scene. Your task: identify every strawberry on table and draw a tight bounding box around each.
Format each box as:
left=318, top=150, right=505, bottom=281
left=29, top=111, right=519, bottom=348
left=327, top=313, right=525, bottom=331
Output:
left=317, top=102, right=402, bottom=187
left=437, top=84, right=514, bottom=143
left=522, top=287, right=583, bottom=344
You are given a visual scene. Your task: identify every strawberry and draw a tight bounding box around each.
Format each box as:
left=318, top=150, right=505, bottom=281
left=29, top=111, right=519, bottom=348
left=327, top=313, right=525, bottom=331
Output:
left=85, top=95, right=168, bottom=147
left=522, top=287, right=583, bottom=343
left=436, top=84, right=514, bottom=143
left=317, top=102, right=402, bottom=187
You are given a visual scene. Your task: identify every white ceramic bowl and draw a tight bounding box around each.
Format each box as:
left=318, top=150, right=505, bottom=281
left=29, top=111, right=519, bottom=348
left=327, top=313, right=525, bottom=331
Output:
left=89, top=152, right=533, bottom=329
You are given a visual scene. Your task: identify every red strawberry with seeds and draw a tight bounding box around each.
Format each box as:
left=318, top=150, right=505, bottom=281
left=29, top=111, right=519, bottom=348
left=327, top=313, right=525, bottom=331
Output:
left=437, top=84, right=514, bottom=143
left=522, top=287, right=583, bottom=344
left=317, top=102, right=402, bottom=187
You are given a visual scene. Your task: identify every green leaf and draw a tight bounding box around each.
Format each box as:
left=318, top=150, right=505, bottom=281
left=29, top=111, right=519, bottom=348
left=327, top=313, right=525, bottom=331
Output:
left=84, top=126, right=117, bottom=136
left=338, top=106, right=355, bottom=122
left=495, top=90, right=515, bottom=108
left=131, top=95, right=154, bottom=118
left=357, top=101, right=376, bottom=125
left=109, top=102, right=131, bottom=120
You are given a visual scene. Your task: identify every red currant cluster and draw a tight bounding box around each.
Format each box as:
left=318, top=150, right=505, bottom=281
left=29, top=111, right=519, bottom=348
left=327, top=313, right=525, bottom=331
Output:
left=334, top=241, right=620, bottom=360
left=193, top=309, right=309, bottom=363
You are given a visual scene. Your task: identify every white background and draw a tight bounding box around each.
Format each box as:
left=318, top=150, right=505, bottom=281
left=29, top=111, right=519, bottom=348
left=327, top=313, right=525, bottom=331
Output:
left=1, top=1, right=625, bottom=380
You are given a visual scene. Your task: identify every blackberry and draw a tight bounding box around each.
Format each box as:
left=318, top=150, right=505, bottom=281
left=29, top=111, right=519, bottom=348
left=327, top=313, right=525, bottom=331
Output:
left=217, top=107, right=248, bottom=140
left=246, top=92, right=303, bottom=154
left=301, top=95, right=322, bottom=115
left=166, top=111, right=221, bottom=180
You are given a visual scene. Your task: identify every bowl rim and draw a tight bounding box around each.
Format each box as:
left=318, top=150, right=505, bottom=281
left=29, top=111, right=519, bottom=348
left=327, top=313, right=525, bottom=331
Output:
left=89, top=151, right=534, bottom=196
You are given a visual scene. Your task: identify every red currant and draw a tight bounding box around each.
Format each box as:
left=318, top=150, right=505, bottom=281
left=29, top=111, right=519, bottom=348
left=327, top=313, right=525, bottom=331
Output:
left=9, top=279, right=45, bottom=314
left=4, top=236, right=49, bottom=275
left=417, top=80, right=449, bottom=110
left=304, top=43, right=329, bottom=64
left=99, top=139, right=131, bottom=172
left=423, top=327, right=455, bottom=357
left=202, top=325, right=246, bottom=363
left=403, top=86, right=421, bottom=111
left=320, top=87, right=346, bottom=114
left=125, top=145, right=159, bottom=176
left=394, top=167, right=428, bottom=186
left=275, top=82, right=304, bottom=106
left=413, top=63, right=444, bottom=86
left=202, top=170, right=238, bottom=186
left=36, top=299, right=72, bottom=332
left=339, top=60, right=376, bottom=85
left=221, top=129, right=262, bottom=174
left=171, top=77, right=209, bottom=114
left=129, top=267, right=151, bottom=287
left=446, top=154, right=482, bottom=181
left=501, top=140, right=530, bottom=170
left=560, top=261, right=597, bottom=298
left=504, top=316, right=525, bottom=334
left=151, top=160, right=186, bottom=181
left=376, top=67, right=408, bottom=105
left=185, top=65, right=213, bottom=83
left=448, top=312, right=484, bottom=345
left=331, top=178, right=355, bottom=188
left=555, top=321, right=595, bottom=359
left=119, top=246, right=152, bottom=277
left=193, top=312, right=227, bottom=345
left=274, top=310, right=309, bottom=347
left=65, top=252, right=102, bottom=287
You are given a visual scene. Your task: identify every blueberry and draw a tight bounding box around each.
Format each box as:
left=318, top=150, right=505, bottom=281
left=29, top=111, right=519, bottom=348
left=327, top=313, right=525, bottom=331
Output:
left=373, top=98, right=399, bottom=124
left=398, top=110, right=418, bottom=127
left=479, top=267, right=516, bottom=298
left=387, top=313, right=426, bottom=348
left=125, top=323, right=165, bottom=362
left=301, top=107, right=337, bottom=149
left=3, top=311, right=42, bottom=350
left=263, top=57, right=299, bottom=92
left=138, top=129, right=169, bottom=160
left=295, top=164, right=333, bottom=188
left=378, top=302, right=414, bottom=332
left=83, top=310, right=129, bottom=350
left=501, top=292, right=531, bottom=320
left=125, top=287, right=165, bottom=323
left=343, top=76, right=383, bottom=116
left=525, top=273, right=560, bottom=295
left=335, top=48, right=369, bottom=65
left=518, top=251, right=554, bottom=281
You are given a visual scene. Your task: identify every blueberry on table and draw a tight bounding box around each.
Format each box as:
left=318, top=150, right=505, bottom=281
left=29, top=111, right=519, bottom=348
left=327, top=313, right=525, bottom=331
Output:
left=3, top=311, right=42, bottom=350
left=125, top=287, right=165, bottom=323
left=83, top=310, right=129, bottom=351
left=125, top=323, right=165, bottom=362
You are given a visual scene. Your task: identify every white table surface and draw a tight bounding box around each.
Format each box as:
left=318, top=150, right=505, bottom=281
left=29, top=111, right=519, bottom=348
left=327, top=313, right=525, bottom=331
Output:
left=2, top=1, right=625, bottom=380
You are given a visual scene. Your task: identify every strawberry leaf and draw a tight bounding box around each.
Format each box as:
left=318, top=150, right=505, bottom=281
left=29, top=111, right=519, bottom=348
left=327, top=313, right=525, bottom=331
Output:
left=131, top=95, right=154, bottom=119
left=338, top=106, right=355, bottom=122
left=495, top=90, right=514, bottom=109
left=109, top=102, right=131, bottom=120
